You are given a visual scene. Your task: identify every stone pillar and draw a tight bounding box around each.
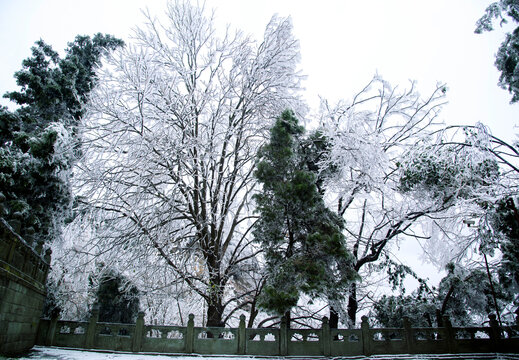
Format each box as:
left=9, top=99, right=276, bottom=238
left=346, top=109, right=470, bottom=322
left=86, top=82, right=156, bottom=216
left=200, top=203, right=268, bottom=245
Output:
left=361, top=315, right=370, bottom=356
left=321, top=316, right=331, bottom=356
left=403, top=316, right=414, bottom=354
left=43, top=249, right=52, bottom=279
left=45, top=312, right=60, bottom=346
left=443, top=316, right=455, bottom=353
left=488, top=313, right=500, bottom=351
left=186, top=313, right=194, bottom=353
left=435, top=309, right=443, bottom=327
left=280, top=315, right=288, bottom=356
left=238, top=314, right=246, bottom=354
left=132, top=311, right=145, bottom=352
left=85, top=303, right=99, bottom=349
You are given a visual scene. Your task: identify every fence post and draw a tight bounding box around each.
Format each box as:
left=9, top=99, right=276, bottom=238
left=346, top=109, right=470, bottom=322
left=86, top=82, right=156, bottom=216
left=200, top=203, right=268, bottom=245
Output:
left=132, top=311, right=145, bottom=352
left=435, top=309, right=443, bottom=327
left=488, top=314, right=500, bottom=351
left=321, top=316, right=331, bottom=356
left=43, top=248, right=52, bottom=279
left=186, top=313, right=195, bottom=353
left=361, top=315, right=371, bottom=356
left=45, top=312, right=60, bottom=346
left=280, top=315, right=288, bottom=356
left=238, top=314, right=246, bottom=355
left=402, top=316, right=414, bottom=354
left=85, top=303, right=99, bottom=349
left=443, top=316, right=455, bottom=353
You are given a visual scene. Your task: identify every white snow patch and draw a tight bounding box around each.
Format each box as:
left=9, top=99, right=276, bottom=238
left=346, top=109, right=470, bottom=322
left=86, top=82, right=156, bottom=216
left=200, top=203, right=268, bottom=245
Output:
left=13, top=347, right=519, bottom=360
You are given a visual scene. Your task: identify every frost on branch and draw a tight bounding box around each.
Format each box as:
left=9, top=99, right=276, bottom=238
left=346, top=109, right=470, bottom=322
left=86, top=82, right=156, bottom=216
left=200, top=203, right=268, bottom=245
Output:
left=70, top=1, right=304, bottom=326
left=398, top=124, right=510, bottom=267
left=318, top=76, right=447, bottom=203
left=313, top=77, right=506, bottom=324
left=399, top=135, right=500, bottom=206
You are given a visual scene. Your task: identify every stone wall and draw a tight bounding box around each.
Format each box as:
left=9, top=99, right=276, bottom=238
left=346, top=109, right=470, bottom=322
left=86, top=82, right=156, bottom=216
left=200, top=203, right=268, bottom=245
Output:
left=0, top=218, right=50, bottom=356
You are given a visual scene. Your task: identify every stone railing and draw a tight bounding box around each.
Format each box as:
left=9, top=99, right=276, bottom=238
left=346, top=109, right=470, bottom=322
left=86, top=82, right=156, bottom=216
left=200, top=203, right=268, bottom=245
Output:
left=37, top=309, right=519, bottom=356
left=0, top=217, right=51, bottom=356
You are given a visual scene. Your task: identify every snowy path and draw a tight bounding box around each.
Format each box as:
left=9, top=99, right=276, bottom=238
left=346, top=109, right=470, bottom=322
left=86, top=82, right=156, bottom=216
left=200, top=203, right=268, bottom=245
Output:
left=7, top=347, right=519, bottom=360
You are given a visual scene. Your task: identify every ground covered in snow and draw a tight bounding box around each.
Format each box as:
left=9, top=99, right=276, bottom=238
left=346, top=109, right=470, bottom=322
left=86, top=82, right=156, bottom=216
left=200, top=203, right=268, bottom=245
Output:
left=4, top=347, right=519, bottom=360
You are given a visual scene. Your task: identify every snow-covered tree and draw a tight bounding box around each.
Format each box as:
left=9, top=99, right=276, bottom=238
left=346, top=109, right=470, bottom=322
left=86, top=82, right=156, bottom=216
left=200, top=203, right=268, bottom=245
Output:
left=474, top=195, right=519, bottom=321
left=316, top=76, right=504, bottom=325
left=475, top=0, right=519, bottom=103
left=74, top=1, right=304, bottom=326
left=454, top=125, right=519, bottom=320
left=437, top=263, right=511, bottom=325
left=372, top=262, right=511, bottom=327
left=47, top=221, right=205, bottom=324
left=492, top=198, right=519, bottom=293
left=372, top=293, right=436, bottom=328
left=0, top=34, right=123, bottom=248
left=389, top=123, right=519, bottom=325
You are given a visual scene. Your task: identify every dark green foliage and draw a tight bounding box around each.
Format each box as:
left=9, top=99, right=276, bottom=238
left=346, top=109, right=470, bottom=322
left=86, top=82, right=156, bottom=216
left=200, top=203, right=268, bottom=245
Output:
left=94, top=270, right=140, bottom=324
left=373, top=294, right=436, bottom=328
left=438, top=263, right=510, bottom=325
left=0, top=124, right=73, bottom=244
left=484, top=197, right=519, bottom=292
left=253, top=110, right=357, bottom=316
left=4, top=34, right=124, bottom=128
left=375, top=255, right=429, bottom=294
left=0, top=34, right=123, bottom=245
left=476, top=197, right=519, bottom=321
left=498, top=201, right=519, bottom=293
left=373, top=262, right=511, bottom=327
left=299, top=130, right=335, bottom=194
left=476, top=0, right=519, bottom=103
left=495, top=27, right=519, bottom=103
left=373, top=256, right=437, bottom=327
left=398, top=143, right=499, bottom=206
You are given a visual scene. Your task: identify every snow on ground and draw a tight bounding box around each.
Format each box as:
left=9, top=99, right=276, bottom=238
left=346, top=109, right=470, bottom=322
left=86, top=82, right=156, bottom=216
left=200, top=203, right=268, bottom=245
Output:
left=8, top=347, right=286, bottom=360
left=6, top=347, right=519, bottom=360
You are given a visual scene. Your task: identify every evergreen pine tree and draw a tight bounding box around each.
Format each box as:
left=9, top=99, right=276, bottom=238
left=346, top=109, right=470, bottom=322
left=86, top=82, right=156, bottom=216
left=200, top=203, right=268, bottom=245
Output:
left=94, top=269, right=140, bottom=324
left=487, top=198, right=519, bottom=297
left=0, top=34, right=123, bottom=247
left=476, top=0, right=519, bottom=103
left=253, top=110, right=357, bottom=317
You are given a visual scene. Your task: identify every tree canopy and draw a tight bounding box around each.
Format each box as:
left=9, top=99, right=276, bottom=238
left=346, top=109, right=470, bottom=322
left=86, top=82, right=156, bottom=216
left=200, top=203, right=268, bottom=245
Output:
left=0, top=34, right=123, bottom=248
left=68, top=1, right=304, bottom=327
left=476, top=0, right=519, bottom=103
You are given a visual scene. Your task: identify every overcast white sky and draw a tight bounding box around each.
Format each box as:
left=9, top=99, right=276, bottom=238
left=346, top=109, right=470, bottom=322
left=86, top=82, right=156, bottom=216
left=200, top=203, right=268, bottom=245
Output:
left=0, top=1, right=517, bottom=286
left=0, top=0, right=517, bottom=141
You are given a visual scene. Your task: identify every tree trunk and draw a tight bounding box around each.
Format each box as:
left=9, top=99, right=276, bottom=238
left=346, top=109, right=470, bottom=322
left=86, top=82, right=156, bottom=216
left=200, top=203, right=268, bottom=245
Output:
left=347, top=283, right=358, bottom=326
left=205, top=250, right=225, bottom=327
left=329, top=306, right=339, bottom=329
left=248, top=300, right=259, bottom=328
left=329, top=305, right=340, bottom=340
left=206, top=300, right=224, bottom=327
left=285, top=310, right=291, bottom=329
